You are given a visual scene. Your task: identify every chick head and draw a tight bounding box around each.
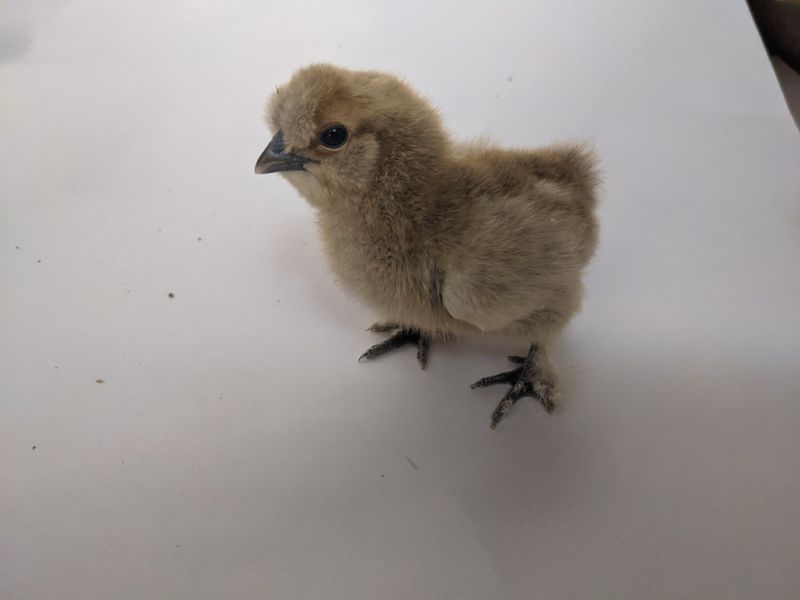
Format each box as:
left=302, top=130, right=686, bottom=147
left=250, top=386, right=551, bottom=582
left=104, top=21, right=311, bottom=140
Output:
left=256, top=64, right=447, bottom=207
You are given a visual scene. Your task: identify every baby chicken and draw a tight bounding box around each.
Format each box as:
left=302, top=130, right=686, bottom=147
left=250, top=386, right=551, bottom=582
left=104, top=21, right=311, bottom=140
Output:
left=256, top=64, right=599, bottom=429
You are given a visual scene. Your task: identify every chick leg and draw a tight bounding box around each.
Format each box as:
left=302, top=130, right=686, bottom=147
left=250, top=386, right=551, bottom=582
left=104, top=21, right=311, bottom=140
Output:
left=359, top=327, right=430, bottom=369
left=471, top=344, right=556, bottom=429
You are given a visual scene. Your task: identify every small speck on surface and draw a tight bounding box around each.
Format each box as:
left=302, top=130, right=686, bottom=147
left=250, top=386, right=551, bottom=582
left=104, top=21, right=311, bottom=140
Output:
left=54, top=366, right=58, bottom=369
left=96, top=379, right=105, bottom=384
left=32, top=445, right=36, bottom=450
left=36, top=259, right=42, bottom=263
left=380, top=473, right=384, bottom=478
left=15, top=245, right=20, bottom=249
left=168, top=292, right=175, bottom=298
left=507, top=75, right=513, bottom=82
left=197, top=237, right=202, bottom=241
left=276, top=299, right=280, bottom=303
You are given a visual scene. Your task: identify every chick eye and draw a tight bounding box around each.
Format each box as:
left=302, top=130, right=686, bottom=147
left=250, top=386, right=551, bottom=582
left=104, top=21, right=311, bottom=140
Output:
left=319, top=124, right=348, bottom=149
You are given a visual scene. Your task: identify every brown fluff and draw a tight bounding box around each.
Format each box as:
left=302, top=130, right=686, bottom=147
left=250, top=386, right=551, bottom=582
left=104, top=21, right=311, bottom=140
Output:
left=262, top=64, right=599, bottom=417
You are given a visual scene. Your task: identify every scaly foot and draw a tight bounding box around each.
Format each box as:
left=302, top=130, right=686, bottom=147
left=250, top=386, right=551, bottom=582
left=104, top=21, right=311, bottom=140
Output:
left=471, top=345, right=556, bottom=429
left=359, top=324, right=430, bottom=369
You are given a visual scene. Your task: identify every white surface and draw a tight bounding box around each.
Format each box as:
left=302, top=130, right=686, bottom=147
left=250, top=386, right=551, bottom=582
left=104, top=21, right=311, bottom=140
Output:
left=2, top=1, right=799, bottom=599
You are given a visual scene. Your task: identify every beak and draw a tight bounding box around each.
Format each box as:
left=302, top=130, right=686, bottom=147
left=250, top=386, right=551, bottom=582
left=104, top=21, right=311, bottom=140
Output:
left=255, top=130, right=313, bottom=174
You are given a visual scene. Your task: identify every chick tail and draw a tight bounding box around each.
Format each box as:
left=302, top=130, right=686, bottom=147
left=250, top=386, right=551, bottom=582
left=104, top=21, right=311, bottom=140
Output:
left=553, top=142, right=600, bottom=206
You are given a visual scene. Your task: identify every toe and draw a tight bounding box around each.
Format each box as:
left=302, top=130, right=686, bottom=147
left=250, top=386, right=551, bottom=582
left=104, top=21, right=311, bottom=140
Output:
left=368, top=322, right=399, bottom=333
left=490, top=387, right=523, bottom=429
left=358, top=346, right=379, bottom=362
left=416, top=336, right=429, bottom=370
left=470, top=368, right=520, bottom=389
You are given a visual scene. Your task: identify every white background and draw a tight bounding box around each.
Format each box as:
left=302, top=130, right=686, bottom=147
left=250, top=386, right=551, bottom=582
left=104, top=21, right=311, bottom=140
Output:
left=2, top=1, right=799, bottom=598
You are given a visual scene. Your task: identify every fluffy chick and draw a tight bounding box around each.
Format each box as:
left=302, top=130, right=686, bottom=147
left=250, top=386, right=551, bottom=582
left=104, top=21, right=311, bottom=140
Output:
left=256, top=64, right=599, bottom=428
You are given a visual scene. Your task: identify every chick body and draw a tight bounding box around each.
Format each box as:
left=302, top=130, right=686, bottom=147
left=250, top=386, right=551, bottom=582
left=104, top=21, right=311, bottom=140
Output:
left=316, top=142, right=598, bottom=339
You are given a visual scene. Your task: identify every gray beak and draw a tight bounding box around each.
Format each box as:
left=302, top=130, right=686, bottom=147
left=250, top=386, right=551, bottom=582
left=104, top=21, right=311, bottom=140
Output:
left=254, top=130, right=313, bottom=174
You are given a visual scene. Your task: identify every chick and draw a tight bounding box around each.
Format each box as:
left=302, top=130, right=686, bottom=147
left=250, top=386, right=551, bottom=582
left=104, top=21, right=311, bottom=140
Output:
left=256, top=64, right=599, bottom=429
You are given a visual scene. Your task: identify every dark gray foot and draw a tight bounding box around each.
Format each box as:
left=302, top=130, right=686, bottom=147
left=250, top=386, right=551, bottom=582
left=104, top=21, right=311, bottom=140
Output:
left=359, top=325, right=430, bottom=369
left=471, top=344, right=555, bottom=429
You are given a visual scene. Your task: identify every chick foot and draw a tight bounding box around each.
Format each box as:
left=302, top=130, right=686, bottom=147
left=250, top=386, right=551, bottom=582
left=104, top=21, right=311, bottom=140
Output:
left=471, top=345, right=556, bottom=429
left=359, top=325, right=430, bottom=369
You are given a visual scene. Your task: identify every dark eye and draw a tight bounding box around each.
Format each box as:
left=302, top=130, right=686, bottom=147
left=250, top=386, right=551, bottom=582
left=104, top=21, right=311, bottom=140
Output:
left=319, top=124, right=348, bottom=148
